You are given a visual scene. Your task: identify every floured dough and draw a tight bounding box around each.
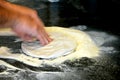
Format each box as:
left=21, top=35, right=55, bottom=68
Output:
left=0, top=47, right=43, bottom=67
left=22, top=31, right=76, bottom=59
left=0, top=26, right=99, bottom=66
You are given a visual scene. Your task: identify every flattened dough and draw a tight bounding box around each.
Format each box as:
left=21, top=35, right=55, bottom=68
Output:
left=0, top=26, right=99, bottom=66
left=21, top=31, right=77, bottom=59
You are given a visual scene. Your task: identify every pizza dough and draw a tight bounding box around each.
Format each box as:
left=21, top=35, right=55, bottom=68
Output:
left=21, top=31, right=77, bottom=59
left=0, top=26, right=99, bottom=66
left=0, top=47, right=43, bottom=67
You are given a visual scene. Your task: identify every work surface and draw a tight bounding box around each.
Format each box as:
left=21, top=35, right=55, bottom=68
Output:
left=0, top=0, right=120, bottom=80
left=0, top=26, right=120, bottom=80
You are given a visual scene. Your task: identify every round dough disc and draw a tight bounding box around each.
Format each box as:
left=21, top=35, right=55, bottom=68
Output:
left=21, top=31, right=77, bottom=59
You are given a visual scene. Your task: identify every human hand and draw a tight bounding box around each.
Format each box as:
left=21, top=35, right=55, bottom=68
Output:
left=0, top=1, right=52, bottom=45
left=12, top=13, right=52, bottom=45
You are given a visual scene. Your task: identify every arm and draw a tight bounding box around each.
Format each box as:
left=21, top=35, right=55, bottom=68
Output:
left=0, top=6, right=15, bottom=28
left=0, top=0, right=15, bottom=27
left=0, top=0, right=37, bottom=16
left=0, top=0, right=52, bottom=45
left=0, top=0, right=43, bottom=29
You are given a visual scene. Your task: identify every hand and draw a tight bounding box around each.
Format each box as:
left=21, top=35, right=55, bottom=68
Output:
left=12, top=12, right=52, bottom=45
left=0, top=1, right=52, bottom=45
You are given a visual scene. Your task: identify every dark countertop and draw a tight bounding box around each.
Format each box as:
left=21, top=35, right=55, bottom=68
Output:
left=0, top=0, right=120, bottom=80
left=0, top=26, right=120, bottom=80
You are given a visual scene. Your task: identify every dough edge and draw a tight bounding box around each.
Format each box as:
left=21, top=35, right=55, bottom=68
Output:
left=0, top=26, right=100, bottom=66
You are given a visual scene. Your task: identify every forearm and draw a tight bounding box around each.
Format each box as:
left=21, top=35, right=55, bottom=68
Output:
left=0, top=0, right=16, bottom=11
left=0, top=0, right=9, bottom=6
left=0, top=0, right=35, bottom=15
left=0, top=0, right=7, bottom=1
left=0, top=0, right=20, bottom=28
left=0, top=12, right=9, bottom=28
left=0, top=6, right=14, bottom=28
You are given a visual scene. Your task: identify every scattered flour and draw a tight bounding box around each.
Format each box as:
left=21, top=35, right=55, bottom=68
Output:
left=0, top=26, right=119, bottom=72
left=70, top=25, right=119, bottom=54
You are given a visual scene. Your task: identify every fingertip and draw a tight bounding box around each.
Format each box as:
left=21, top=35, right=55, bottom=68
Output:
left=48, top=37, right=53, bottom=43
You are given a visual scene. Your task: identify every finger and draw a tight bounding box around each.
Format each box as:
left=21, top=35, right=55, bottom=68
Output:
left=37, top=22, right=53, bottom=43
left=41, top=29, right=53, bottom=42
left=37, top=31, right=47, bottom=45
left=32, top=14, right=53, bottom=44
left=37, top=27, right=52, bottom=45
left=33, top=15, right=50, bottom=39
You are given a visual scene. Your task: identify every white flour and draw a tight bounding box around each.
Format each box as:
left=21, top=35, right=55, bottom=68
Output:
left=70, top=25, right=119, bottom=54
left=0, top=26, right=119, bottom=71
